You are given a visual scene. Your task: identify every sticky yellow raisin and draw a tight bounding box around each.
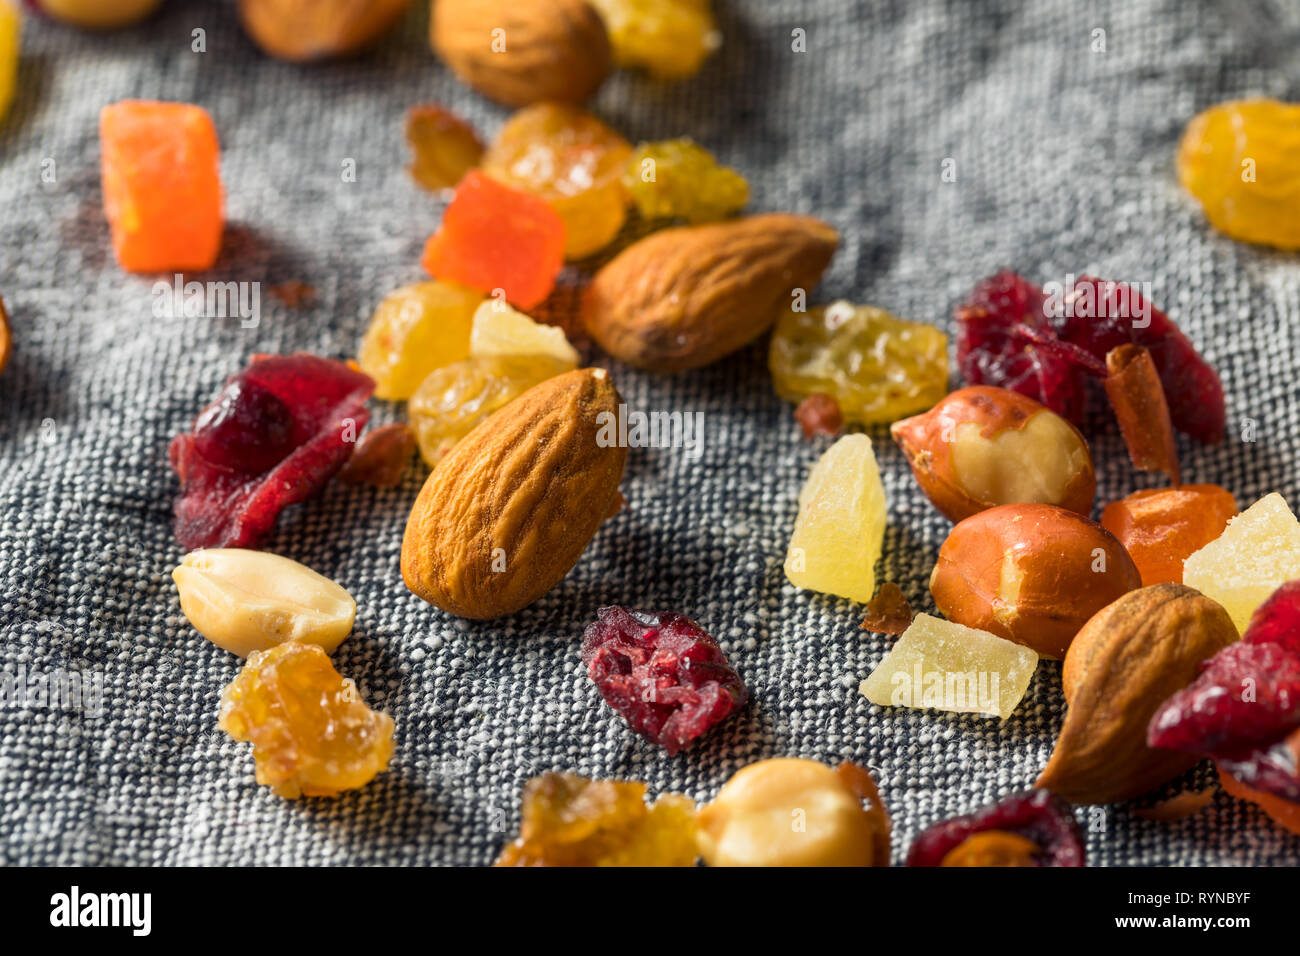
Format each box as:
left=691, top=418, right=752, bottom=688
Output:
left=589, top=0, right=720, bottom=80
left=496, top=772, right=697, bottom=866
left=480, top=103, right=631, bottom=259
left=218, top=642, right=395, bottom=799
left=1177, top=98, right=1300, bottom=250
left=358, top=280, right=484, bottom=400
left=405, top=103, right=484, bottom=193
left=622, top=138, right=748, bottom=224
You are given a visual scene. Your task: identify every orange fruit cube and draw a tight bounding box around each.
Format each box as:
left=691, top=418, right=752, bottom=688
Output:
left=421, top=170, right=565, bottom=310
left=100, top=100, right=224, bottom=273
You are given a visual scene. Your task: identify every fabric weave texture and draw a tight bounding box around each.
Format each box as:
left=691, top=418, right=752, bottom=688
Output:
left=1, top=0, right=1299, bottom=865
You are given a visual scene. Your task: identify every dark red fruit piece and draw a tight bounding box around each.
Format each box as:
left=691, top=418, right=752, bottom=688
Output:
left=581, top=606, right=748, bottom=755
left=1242, top=580, right=1300, bottom=658
left=1058, top=277, right=1225, bottom=443
left=794, top=393, right=843, bottom=439
left=955, top=271, right=1086, bottom=423
left=170, top=354, right=374, bottom=550
left=1148, top=642, right=1300, bottom=759
left=1217, top=730, right=1300, bottom=804
left=907, top=789, right=1084, bottom=867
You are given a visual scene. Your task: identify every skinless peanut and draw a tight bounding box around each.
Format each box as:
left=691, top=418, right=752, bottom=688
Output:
left=892, top=386, right=1095, bottom=522
left=939, top=830, right=1040, bottom=867
left=173, top=549, right=356, bottom=657
left=695, top=758, right=887, bottom=867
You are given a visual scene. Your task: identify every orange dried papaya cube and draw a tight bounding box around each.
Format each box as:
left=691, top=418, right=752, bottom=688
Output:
left=420, top=170, right=565, bottom=310
left=100, top=100, right=224, bottom=273
left=1100, top=484, right=1237, bottom=586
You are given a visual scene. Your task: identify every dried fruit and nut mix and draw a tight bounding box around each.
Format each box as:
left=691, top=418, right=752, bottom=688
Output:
left=54, top=8, right=1291, bottom=865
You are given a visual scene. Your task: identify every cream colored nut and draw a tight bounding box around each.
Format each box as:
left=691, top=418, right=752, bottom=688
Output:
left=696, top=758, right=878, bottom=867
left=173, top=549, right=355, bottom=657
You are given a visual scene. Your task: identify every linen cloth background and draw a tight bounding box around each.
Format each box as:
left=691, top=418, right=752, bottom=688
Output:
left=1, top=0, right=1299, bottom=866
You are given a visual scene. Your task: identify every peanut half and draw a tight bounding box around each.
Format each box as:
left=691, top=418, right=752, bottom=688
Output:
left=173, top=549, right=356, bottom=657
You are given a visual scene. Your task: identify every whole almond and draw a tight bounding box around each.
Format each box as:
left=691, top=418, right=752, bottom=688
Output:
left=431, top=0, right=611, bottom=107
left=583, top=214, right=839, bottom=373
left=1036, top=583, right=1238, bottom=804
left=239, top=0, right=413, bottom=61
left=401, top=367, right=626, bottom=619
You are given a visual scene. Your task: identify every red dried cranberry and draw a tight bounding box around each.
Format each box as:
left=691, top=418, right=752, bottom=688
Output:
left=1241, top=580, right=1300, bottom=658
left=191, top=379, right=296, bottom=474
left=1148, top=580, right=1300, bottom=804
left=956, top=271, right=1086, bottom=423
left=169, top=353, right=374, bottom=550
left=956, top=272, right=1226, bottom=443
left=1058, top=277, right=1225, bottom=443
left=907, top=789, right=1084, bottom=867
left=1148, top=641, right=1300, bottom=758
left=581, top=606, right=748, bottom=755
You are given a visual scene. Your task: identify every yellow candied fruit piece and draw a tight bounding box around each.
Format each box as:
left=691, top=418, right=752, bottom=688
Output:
left=468, top=299, right=580, bottom=366
left=1177, top=98, right=1300, bottom=250
left=1183, top=492, right=1300, bottom=633
left=858, top=613, right=1038, bottom=719
left=480, top=103, right=632, bottom=260
left=589, top=0, right=720, bottom=80
left=784, top=433, right=886, bottom=603
left=770, top=301, right=950, bottom=426
left=357, top=280, right=484, bottom=400
left=0, top=1, right=17, bottom=124
left=218, top=642, right=394, bottom=799
left=408, top=353, right=574, bottom=465
left=622, top=138, right=748, bottom=224
left=496, top=772, right=697, bottom=867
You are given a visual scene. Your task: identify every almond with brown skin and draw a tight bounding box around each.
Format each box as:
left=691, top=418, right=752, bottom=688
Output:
left=431, top=0, right=611, bottom=107
left=1037, top=583, right=1238, bottom=805
left=401, top=367, right=626, bottom=619
left=583, top=214, right=839, bottom=373
left=239, top=0, right=414, bottom=61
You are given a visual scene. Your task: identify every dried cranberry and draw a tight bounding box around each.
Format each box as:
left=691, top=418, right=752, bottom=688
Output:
left=581, top=606, right=748, bottom=755
left=956, top=272, right=1225, bottom=443
left=1241, top=580, right=1300, bottom=657
left=191, top=379, right=297, bottom=474
left=956, top=271, right=1086, bottom=423
left=1059, top=277, right=1225, bottom=443
left=1148, top=642, right=1300, bottom=758
left=169, top=353, right=374, bottom=550
left=1148, top=580, right=1300, bottom=805
left=907, top=789, right=1084, bottom=867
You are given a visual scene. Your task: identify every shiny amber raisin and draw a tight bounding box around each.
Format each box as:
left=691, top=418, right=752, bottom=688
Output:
left=407, top=354, right=574, bottom=465
left=218, top=642, right=395, bottom=799
left=770, top=301, right=949, bottom=425
left=405, top=103, right=484, bottom=194
left=589, top=0, right=720, bottom=80
left=481, top=103, right=632, bottom=260
left=495, top=772, right=697, bottom=866
left=358, top=281, right=484, bottom=400
left=622, top=138, right=748, bottom=224
left=1177, top=99, right=1300, bottom=250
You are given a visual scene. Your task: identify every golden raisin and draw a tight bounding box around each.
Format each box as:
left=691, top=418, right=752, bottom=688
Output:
left=405, top=103, right=484, bottom=193
left=495, top=772, right=697, bottom=866
left=480, top=103, right=632, bottom=259
left=218, top=642, right=395, bottom=799
left=358, top=280, right=484, bottom=400
left=1177, top=98, right=1300, bottom=249
left=622, top=138, right=748, bottom=224
left=589, top=0, right=720, bottom=80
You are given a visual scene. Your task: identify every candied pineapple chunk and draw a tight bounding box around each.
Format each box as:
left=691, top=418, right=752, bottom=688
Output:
left=219, top=642, right=394, bottom=799
left=784, top=434, right=886, bottom=603
left=468, top=299, right=580, bottom=366
left=1183, top=492, right=1300, bottom=633
left=859, top=613, right=1038, bottom=719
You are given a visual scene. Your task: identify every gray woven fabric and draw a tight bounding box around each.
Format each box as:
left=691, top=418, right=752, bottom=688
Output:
left=2, top=0, right=1299, bottom=866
